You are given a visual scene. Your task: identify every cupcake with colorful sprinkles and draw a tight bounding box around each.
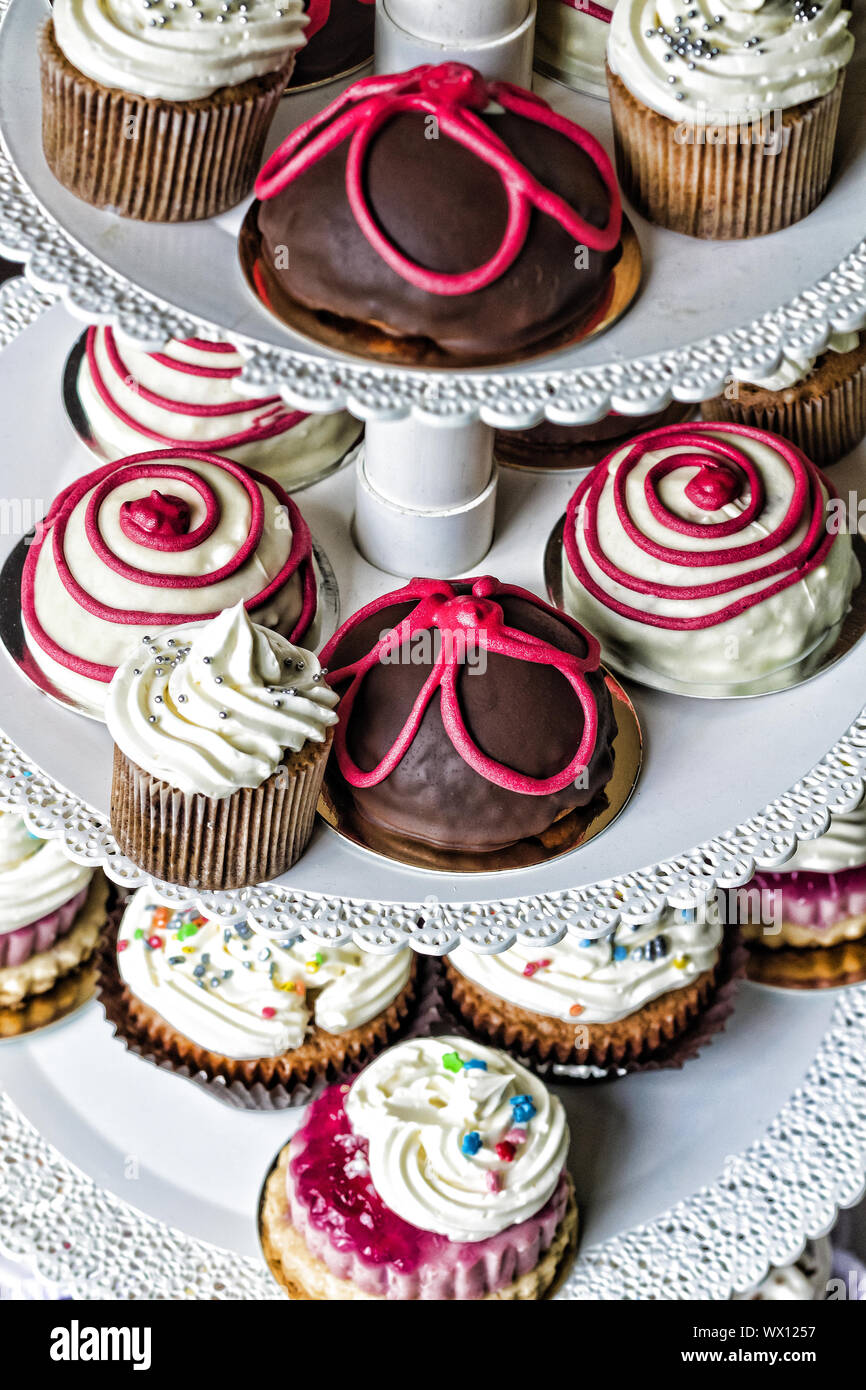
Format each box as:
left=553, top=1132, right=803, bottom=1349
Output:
left=446, top=903, right=725, bottom=1069
left=259, top=1036, right=576, bottom=1299
left=100, top=888, right=417, bottom=1096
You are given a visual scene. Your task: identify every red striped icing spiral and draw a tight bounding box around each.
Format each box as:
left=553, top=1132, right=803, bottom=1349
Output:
left=563, top=422, right=838, bottom=630
left=21, top=448, right=316, bottom=685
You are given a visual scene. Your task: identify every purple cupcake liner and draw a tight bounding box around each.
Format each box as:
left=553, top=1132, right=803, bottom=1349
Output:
left=0, top=885, right=91, bottom=968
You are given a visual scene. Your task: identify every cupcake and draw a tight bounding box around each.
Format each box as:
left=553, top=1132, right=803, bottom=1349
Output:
left=107, top=602, right=339, bottom=888
left=254, top=62, right=622, bottom=362
left=734, top=1239, right=831, bottom=1301
left=0, top=811, right=109, bottom=1013
left=561, top=422, right=860, bottom=690
left=290, top=0, right=375, bottom=86
left=21, top=446, right=317, bottom=716
left=260, top=1037, right=577, bottom=1300
left=702, top=331, right=866, bottom=468
left=495, top=399, right=692, bottom=470
left=40, top=0, right=308, bottom=221
left=535, top=0, right=618, bottom=98
left=319, top=576, right=617, bottom=855
left=607, top=0, right=854, bottom=238
left=446, top=904, right=724, bottom=1069
left=739, top=803, right=866, bottom=987
left=77, top=326, right=362, bottom=489
left=101, top=888, right=416, bottom=1095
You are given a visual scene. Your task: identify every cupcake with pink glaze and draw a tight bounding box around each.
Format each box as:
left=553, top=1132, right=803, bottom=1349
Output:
left=260, top=1036, right=576, bottom=1301
left=76, top=327, right=362, bottom=491
left=0, top=811, right=109, bottom=1012
left=741, top=804, right=866, bottom=989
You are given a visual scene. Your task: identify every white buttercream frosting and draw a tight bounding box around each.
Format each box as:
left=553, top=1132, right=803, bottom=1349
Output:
left=344, top=1036, right=569, bottom=1243
left=608, top=0, right=853, bottom=124
left=451, top=906, right=722, bottom=1025
left=536, top=0, right=618, bottom=97
left=52, top=0, right=308, bottom=102
left=116, top=888, right=412, bottom=1058
left=78, top=328, right=361, bottom=489
left=0, top=812, right=93, bottom=936
left=781, top=805, right=866, bottom=874
left=742, top=330, right=860, bottom=392
left=106, top=603, right=339, bottom=798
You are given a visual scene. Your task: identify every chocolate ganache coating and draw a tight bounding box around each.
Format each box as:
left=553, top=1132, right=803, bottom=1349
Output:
left=321, top=581, right=617, bottom=853
left=291, top=0, right=375, bottom=85
left=256, top=93, right=621, bottom=359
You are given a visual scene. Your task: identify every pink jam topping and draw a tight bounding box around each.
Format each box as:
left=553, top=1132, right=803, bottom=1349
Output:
left=564, top=422, right=839, bottom=631
left=320, top=576, right=602, bottom=796
left=120, top=490, right=191, bottom=544
left=290, top=1085, right=444, bottom=1271
left=256, top=62, right=621, bottom=296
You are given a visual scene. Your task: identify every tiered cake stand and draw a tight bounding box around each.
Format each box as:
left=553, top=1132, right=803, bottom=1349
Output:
left=0, top=0, right=865, bottom=1300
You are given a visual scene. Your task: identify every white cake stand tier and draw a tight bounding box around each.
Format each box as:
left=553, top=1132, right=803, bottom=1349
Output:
left=0, top=305, right=865, bottom=950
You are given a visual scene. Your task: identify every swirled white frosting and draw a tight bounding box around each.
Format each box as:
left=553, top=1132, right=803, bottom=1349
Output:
left=344, top=1036, right=569, bottom=1242
left=78, top=328, right=361, bottom=489
left=117, top=888, right=411, bottom=1058
left=106, top=602, right=339, bottom=798
left=451, top=906, right=722, bottom=1025
left=742, top=330, right=860, bottom=392
left=0, top=812, right=93, bottom=936
left=780, top=805, right=866, bottom=874
left=609, top=0, right=853, bottom=124
left=536, top=0, right=619, bottom=98
left=52, top=0, right=308, bottom=102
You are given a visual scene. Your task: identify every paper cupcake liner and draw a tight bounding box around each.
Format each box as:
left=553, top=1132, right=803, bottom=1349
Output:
left=607, top=66, right=845, bottom=239
left=261, top=1146, right=578, bottom=1301
left=430, top=932, right=746, bottom=1081
left=701, top=352, right=866, bottom=468
left=96, top=921, right=430, bottom=1111
left=39, top=20, right=293, bottom=222
left=110, top=731, right=333, bottom=890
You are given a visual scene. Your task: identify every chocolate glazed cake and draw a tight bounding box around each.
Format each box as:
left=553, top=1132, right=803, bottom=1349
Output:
left=318, top=577, right=617, bottom=854
left=290, top=0, right=375, bottom=85
left=255, top=63, right=623, bottom=361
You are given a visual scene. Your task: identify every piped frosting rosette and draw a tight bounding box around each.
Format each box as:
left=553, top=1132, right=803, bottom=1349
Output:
left=21, top=447, right=317, bottom=717
left=266, top=1037, right=575, bottom=1299
left=77, top=327, right=361, bottom=489
left=562, top=422, right=859, bottom=688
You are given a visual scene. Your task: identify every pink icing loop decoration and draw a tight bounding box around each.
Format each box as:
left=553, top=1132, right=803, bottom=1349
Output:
left=85, top=328, right=308, bottom=450
left=119, top=490, right=191, bottom=545
left=558, top=0, right=613, bottom=18
left=255, top=63, right=621, bottom=296
left=302, top=0, right=374, bottom=43
left=563, top=422, right=840, bottom=631
left=683, top=460, right=742, bottom=512
left=320, top=576, right=602, bottom=796
left=20, top=448, right=317, bottom=685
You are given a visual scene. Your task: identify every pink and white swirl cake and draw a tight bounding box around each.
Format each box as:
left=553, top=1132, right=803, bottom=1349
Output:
left=260, top=1036, right=576, bottom=1301
left=78, top=327, right=361, bottom=490
left=562, top=422, right=859, bottom=688
left=0, top=811, right=101, bottom=1008
left=21, top=448, right=317, bottom=717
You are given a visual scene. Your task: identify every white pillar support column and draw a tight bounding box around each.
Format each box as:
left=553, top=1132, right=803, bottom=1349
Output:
left=375, top=0, right=537, bottom=85
left=354, top=415, right=497, bottom=578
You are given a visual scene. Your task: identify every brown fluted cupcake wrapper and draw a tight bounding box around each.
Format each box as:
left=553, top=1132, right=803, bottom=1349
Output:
left=96, top=921, right=426, bottom=1111
left=110, top=730, right=333, bottom=890
left=701, top=357, right=866, bottom=468
left=607, top=66, right=845, bottom=239
left=439, top=931, right=746, bottom=1079
left=39, top=19, right=293, bottom=222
